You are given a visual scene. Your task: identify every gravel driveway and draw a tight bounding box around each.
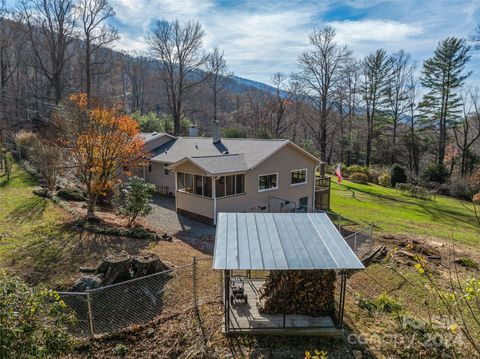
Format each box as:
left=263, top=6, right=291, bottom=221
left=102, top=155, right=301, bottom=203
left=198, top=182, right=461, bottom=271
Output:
left=141, top=194, right=216, bottom=253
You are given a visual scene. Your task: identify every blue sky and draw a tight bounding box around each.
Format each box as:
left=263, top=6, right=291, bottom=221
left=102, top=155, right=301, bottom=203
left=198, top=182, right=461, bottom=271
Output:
left=110, top=0, right=480, bottom=86
left=12, top=0, right=480, bottom=86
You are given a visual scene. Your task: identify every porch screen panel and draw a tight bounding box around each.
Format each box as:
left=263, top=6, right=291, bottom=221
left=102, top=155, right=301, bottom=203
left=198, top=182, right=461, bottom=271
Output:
left=226, top=175, right=235, bottom=196
left=177, top=172, right=185, bottom=190
left=194, top=175, right=203, bottom=195
left=203, top=177, right=212, bottom=198
left=216, top=176, right=225, bottom=197
left=185, top=174, right=193, bottom=193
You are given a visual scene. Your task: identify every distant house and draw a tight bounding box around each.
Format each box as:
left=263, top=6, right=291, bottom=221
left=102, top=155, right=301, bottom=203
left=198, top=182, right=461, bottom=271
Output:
left=140, top=127, right=324, bottom=224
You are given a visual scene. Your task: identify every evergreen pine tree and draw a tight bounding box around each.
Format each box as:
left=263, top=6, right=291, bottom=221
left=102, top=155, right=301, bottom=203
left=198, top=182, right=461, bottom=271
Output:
left=419, top=37, right=471, bottom=168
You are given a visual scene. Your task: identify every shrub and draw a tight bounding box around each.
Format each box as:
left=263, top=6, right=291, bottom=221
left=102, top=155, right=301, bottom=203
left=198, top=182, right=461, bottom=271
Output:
left=0, top=270, right=75, bottom=358
left=13, top=130, right=36, bottom=159
left=367, top=168, right=382, bottom=184
left=347, top=165, right=369, bottom=175
left=57, top=187, right=86, bottom=201
left=79, top=222, right=162, bottom=241
left=375, top=293, right=402, bottom=313
left=454, top=257, right=478, bottom=269
left=349, top=172, right=369, bottom=184
left=379, top=173, right=391, bottom=187
left=222, top=127, right=247, bottom=138
left=131, top=111, right=191, bottom=135
left=115, top=177, right=156, bottom=226
left=423, top=163, right=449, bottom=184
left=28, top=137, right=64, bottom=190
left=358, top=293, right=402, bottom=313
left=113, top=344, right=128, bottom=357
left=396, top=183, right=435, bottom=200
left=390, top=164, right=407, bottom=187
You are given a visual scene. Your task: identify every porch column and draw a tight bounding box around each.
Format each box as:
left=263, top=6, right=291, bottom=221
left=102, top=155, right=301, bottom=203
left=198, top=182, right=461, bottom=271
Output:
left=174, top=171, right=178, bottom=210
left=213, top=177, right=217, bottom=225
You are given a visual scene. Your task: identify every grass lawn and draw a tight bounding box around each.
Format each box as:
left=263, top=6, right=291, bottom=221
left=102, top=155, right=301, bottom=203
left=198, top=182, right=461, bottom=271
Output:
left=0, top=164, right=158, bottom=288
left=330, top=178, right=479, bottom=246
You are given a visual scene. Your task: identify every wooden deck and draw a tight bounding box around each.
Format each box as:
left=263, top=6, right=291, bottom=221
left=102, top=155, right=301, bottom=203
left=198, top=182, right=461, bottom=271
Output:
left=227, top=279, right=343, bottom=336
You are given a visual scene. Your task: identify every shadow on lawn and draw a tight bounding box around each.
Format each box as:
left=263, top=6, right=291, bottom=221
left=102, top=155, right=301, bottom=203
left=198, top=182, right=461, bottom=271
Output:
left=6, top=196, right=48, bottom=223
left=335, top=184, right=477, bottom=229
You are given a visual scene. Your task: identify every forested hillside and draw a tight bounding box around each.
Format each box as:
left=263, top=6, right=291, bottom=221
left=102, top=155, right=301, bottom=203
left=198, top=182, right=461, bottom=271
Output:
left=0, top=1, right=479, bottom=195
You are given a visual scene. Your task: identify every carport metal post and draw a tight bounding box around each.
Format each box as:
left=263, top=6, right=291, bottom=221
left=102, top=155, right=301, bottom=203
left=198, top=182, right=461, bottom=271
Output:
left=224, top=270, right=230, bottom=333
left=338, top=270, right=347, bottom=329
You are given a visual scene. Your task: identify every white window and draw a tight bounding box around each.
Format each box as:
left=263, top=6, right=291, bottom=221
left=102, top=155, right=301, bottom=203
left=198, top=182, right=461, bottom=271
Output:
left=291, top=169, right=307, bottom=186
left=258, top=173, right=278, bottom=192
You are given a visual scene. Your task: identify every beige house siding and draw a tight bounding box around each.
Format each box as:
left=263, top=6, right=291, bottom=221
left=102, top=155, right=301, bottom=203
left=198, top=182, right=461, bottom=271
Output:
left=176, top=191, right=214, bottom=219
left=216, top=144, right=316, bottom=214
left=174, top=162, right=208, bottom=176
left=144, top=162, right=175, bottom=195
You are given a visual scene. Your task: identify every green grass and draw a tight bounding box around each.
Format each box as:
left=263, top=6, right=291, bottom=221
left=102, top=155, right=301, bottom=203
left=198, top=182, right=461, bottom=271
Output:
left=0, top=163, right=76, bottom=284
left=330, top=179, right=479, bottom=245
left=0, top=164, right=155, bottom=288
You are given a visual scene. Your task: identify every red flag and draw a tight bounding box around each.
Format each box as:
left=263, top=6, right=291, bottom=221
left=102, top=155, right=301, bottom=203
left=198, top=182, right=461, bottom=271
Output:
left=335, top=163, right=343, bottom=183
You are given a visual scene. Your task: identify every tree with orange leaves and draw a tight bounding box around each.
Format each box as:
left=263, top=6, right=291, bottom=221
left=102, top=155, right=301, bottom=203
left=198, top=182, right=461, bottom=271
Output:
left=61, top=93, right=146, bottom=219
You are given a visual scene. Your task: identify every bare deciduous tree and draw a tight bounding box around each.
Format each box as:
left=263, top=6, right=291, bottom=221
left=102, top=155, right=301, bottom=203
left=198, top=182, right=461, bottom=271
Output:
left=18, top=0, right=77, bottom=104
left=385, top=50, right=415, bottom=164
left=268, top=72, right=291, bottom=139
left=78, top=0, right=118, bottom=103
left=205, top=46, right=231, bottom=138
left=124, top=53, right=149, bottom=113
left=296, top=25, right=352, bottom=162
left=148, top=19, right=207, bottom=136
left=454, top=88, right=480, bottom=177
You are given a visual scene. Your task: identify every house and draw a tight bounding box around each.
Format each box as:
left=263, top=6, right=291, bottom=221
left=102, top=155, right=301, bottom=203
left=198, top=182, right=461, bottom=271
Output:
left=141, top=127, right=324, bottom=224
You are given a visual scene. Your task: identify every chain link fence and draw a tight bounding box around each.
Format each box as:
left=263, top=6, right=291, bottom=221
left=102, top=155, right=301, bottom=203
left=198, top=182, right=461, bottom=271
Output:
left=58, top=257, right=219, bottom=338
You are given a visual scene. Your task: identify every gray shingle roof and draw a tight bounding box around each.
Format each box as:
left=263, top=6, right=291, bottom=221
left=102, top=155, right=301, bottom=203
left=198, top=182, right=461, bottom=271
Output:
left=213, top=212, right=365, bottom=270
left=139, top=132, right=171, bottom=143
left=150, top=137, right=290, bottom=169
left=187, top=154, right=248, bottom=174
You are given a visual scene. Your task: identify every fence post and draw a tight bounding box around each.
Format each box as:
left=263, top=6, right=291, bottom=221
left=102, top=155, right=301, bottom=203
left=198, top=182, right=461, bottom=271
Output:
left=192, top=256, right=197, bottom=308
left=86, top=291, right=95, bottom=339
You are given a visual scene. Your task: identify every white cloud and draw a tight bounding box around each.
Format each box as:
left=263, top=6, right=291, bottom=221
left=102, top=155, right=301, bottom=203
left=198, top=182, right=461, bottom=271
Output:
left=331, top=20, right=423, bottom=44
left=111, top=0, right=317, bottom=83
left=108, top=0, right=480, bottom=86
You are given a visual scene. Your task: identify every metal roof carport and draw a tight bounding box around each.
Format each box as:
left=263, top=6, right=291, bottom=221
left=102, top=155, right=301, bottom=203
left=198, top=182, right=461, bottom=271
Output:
left=213, top=212, right=365, bottom=335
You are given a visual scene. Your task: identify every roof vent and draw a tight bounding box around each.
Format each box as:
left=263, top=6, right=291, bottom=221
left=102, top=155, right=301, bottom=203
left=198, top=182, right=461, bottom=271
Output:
left=152, top=132, right=157, bottom=136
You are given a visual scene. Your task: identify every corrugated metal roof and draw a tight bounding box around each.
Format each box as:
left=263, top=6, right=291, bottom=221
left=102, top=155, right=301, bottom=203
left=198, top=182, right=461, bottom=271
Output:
left=213, top=213, right=365, bottom=270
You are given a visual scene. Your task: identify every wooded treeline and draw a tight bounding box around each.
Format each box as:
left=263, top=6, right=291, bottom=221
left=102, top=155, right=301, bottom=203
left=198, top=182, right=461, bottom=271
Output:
left=0, top=0, right=479, bottom=186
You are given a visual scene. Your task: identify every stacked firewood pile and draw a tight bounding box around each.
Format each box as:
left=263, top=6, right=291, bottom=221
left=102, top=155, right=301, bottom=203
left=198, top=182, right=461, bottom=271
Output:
left=258, top=270, right=336, bottom=316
